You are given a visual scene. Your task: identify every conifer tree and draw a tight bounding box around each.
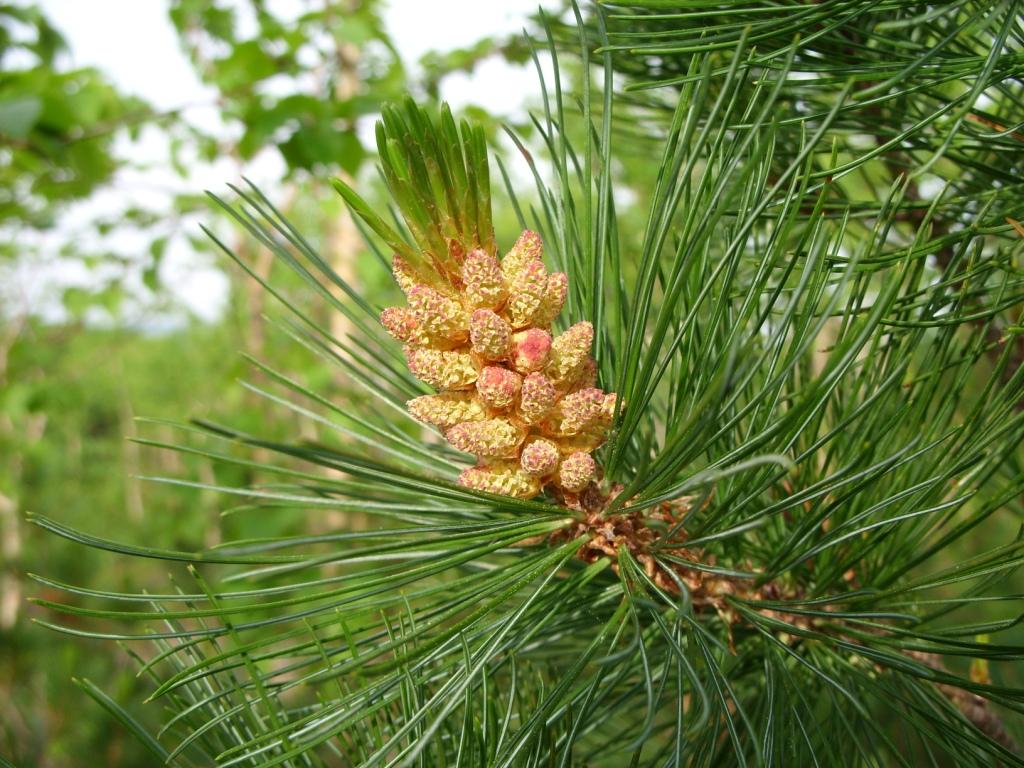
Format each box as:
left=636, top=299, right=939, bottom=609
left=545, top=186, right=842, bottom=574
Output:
left=32, top=2, right=1024, bottom=765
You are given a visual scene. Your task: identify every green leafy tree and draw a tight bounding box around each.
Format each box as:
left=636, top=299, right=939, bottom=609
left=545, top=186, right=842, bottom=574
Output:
left=0, top=4, right=145, bottom=228
left=32, top=2, right=1024, bottom=766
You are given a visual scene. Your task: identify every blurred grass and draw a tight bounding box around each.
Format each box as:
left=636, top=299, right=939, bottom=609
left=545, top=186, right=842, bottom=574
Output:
left=0, top=281, right=375, bottom=765
left=2, top=319, right=241, bottom=764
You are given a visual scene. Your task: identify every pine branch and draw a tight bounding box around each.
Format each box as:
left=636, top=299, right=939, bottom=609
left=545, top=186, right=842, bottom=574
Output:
left=27, top=2, right=1024, bottom=765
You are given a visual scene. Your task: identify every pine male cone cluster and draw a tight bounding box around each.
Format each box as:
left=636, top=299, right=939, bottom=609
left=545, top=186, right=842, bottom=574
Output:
left=380, top=230, right=616, bottom=500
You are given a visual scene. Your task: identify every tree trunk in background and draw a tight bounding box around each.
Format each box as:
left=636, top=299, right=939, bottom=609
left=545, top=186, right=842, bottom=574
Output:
left=0, top=491, right=19, bottom=631
left=326, top=15, right=362, bottom=344
left=320, top=3, right=365, bottom=531
left=243, top=237, right=275, bottom=365
left=119, top=376, right=144, bottom=523
left=0, top=317, right=24, bottom=631
left=327, top=174, right=359, bottom=343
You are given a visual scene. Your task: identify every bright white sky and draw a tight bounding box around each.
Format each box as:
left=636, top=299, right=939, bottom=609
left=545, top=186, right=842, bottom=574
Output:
left=15, top=0, right=547, bottom=325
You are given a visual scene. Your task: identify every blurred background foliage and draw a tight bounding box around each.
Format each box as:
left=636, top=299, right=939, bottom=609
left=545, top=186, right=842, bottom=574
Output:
left=0, top=1, right=540, bottom=764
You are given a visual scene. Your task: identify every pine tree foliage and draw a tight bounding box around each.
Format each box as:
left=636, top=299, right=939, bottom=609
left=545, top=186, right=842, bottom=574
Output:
left=30, top=2, right=1024, bottom=765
